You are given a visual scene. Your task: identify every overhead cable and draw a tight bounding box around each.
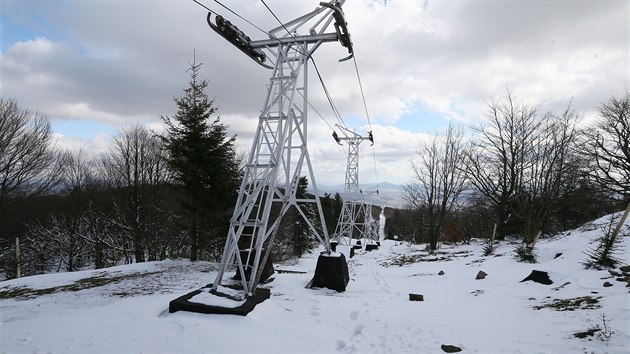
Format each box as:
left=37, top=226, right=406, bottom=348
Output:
left=212, top=0, right=269, bottom=36
left=260, top=0, right=377, bottom=190
left=351, top=43, right=379, bottom=192
left=352, top=55, right=373, bottom=132
left=260, top=0, right=348, bottom=130
left=312, top=59, right=348, bottom=130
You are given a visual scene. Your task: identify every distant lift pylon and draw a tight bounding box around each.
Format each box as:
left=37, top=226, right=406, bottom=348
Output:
left=207, top=1, right=354, bottom=298
left=331, top=125, right=378, bottom=247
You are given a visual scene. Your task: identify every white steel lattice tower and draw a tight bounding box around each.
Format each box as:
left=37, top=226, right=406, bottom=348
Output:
left=210, top=0, right=354, bottom=296
left=332, top=125, right=374, bottom=245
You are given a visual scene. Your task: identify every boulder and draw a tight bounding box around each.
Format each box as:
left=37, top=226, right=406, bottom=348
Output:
left=603, top=281, right=613, bottom=287
left=619, top=265, right=630, bottom=273
left=476, top=271, right=487, bottom=280
left=365, top=243, right=379, bottom=251
left=441, top=344, right=462, bottom=353
left=520, top=270, right=553, bottom=285
left=438, top=270, right=445, bottom=276
left=409, top=293, right=424, bottom=301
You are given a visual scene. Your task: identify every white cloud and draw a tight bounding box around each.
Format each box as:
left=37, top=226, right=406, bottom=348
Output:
left=8, top=36, right=54, bottom=54
left=52, top=131, right=112, bottom=157
left=2, top=0, right=628, bottom=187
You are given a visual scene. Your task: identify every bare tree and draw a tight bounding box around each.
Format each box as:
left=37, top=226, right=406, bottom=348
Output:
left=511, top=103, right=580, bottom=243
left=0, top=98, right=62, bottom=203
left=465, top=90, right=582, bottom=247
left=21, top=202, right=124, bottom=274
left=403, top=123, right=468, bottom=251
left=0, top=98, right=64, bottom=273
left=25, top=213, right=91, bottom=273
left=464, top=90, right=542, bottom=238
left=60, top=148, right=98, bottom=196
left=100, top=123, right=168, bottom=263
left=581, top=93, right=630, bottom=201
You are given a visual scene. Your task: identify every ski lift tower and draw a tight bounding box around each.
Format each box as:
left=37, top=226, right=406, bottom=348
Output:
left=170, top=0, right=355, bottom=315
left=331, top=124, right=374, bottom=247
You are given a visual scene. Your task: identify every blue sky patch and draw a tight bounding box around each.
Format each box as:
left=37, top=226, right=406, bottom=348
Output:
left=1, top=10, right=58, bottom=52
left=52, top=119, right=117, bottom=140
left=395, top=110, right=450, bottom=133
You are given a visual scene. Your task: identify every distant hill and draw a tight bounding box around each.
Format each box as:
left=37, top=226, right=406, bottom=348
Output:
left=313, top=182, right=405, bottom=208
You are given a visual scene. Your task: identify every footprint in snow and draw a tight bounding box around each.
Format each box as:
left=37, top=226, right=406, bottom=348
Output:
left=349, top=310, right=359, bottom=320
left=336, top=340, right=347, bottom=351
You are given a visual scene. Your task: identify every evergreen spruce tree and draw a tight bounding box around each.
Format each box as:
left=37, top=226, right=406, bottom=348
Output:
left=273, top=176, right=318, bottom=259
left=160, top=57, right=240, bottom=261
left=291, top=176, right=316, bottom=257
left=320, top=192, right=342, bottom=236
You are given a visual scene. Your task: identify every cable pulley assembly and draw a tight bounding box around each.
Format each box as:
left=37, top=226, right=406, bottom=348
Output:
left=206, top=12, right=273, bottom=69
left=319, top=1, right=354, bottom=62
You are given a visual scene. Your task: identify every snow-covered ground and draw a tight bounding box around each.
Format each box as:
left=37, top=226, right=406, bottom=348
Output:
left=1, top=214, right=629, bottom=353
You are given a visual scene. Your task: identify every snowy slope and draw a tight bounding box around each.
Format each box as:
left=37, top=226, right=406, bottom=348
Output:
left=1, top=214, right=629, bottom=353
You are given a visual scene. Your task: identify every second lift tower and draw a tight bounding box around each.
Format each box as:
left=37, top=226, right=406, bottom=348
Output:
left=331, top=125, right=377, bottom=247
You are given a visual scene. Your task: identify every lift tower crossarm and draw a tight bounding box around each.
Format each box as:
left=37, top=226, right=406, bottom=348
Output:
left=250, top=33, right=338, bottom=48
left=335, top=124, right=371, bottom=143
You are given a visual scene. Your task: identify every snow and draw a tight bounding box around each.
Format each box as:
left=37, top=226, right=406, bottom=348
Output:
left=1, top=214, right=629, bottom=353
left=188, top=286, right=246, bottom=308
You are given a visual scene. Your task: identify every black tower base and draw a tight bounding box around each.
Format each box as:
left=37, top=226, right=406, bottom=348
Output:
left=169, top=284, right=270, bottom=316
left=307, top=252, right=350, bottom=292
left=365, top=243, right=379, bottom=251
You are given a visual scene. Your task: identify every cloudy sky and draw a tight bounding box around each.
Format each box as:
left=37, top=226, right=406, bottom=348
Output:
left=1, top=0, right=628, bottom=187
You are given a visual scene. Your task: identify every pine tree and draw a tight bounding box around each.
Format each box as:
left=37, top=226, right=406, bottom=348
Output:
left=160, top=56, right=240, bottom=261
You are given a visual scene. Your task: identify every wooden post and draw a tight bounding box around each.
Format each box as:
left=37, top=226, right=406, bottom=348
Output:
left=15, top=237, right=21, bottom=279
left=610, top=201, right=630, bottom=241
left=491, top=223, right=497, bottom=243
